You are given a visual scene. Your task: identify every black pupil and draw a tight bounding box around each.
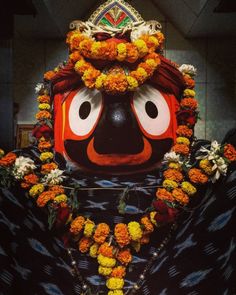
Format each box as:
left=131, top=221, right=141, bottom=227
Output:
left=79, top=101, right=91, bottom=120
left=145, top=101, right=158, bottom=119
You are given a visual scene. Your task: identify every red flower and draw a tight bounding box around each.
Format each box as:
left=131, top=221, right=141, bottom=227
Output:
left=153, top=200, right=178, bottom=223
left=32, top=125, right=53, bottom=139
left=55, top=206, right=71, bottom=228
left=177, top=109, right=197, bottom=126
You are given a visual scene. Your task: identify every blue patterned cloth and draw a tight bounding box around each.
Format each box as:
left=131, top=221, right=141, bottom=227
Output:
left=0, top=149, right=236, bottom=295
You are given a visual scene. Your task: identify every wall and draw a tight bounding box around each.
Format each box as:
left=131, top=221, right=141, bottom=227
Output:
left=13, top=0, right=236, bottom=142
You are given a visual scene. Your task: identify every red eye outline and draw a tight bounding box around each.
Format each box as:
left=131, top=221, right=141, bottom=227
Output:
left=131, top=87, right=174, bottom=140
left=64, top=88, right=104, bottom=141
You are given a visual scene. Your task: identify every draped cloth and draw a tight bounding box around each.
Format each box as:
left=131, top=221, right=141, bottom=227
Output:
left=0, top=147, right=236, bottom=295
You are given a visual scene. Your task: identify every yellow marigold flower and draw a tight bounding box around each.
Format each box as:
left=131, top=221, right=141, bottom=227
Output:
left=117, top=43, right=127, bottom=61
left=54, top=194, right=67, bottom=203
left=183, top=89, right=196, bottom=97
left=29, top=184, right=44, bottom=197
left=136, top=67, right=148, bottom=78
left=133, top=39, right=148, bottom=56
left=148, top=36, right=159, bottom=47
left=95, top=74, right=107, bottom=90
left=181, top=181, right=197, bottom=196
left=145, top=58, right=158, bottom=69
left=199, top=159, right=214, bottom=175
left=97, top=254, right=116, bottom=268
left=74, top=59, right=90, bottom=75
left=128, top=221, right=142, bottom=241
left=108, top=290, right=124, bottom=295
left=40, top=152, right=54, bottom=162
left=127, top=76, right=138, bottom=91
left=98, top=266, right=112, bottom=276
left=38, top=103, right=50, bottom=110
left=163, top=179, right=178, bottom=190
left=70, top=216, right=85, bottom=235
left=91, top=41, right=102, bottom=57
left=176, top=137, right=190, bottom=146
left=106, top=278, right=124, bottom=290
left=150, top=211, right=157, bottom=226
left=84, top=219, right=95, bottom=237
left=89, top=243, right=99, bottom=258
left=168, top=162, right=182, bottom=170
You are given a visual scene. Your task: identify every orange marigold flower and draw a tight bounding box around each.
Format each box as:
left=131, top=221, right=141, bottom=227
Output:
left=114, top=223, right=131, bottom=248
left=37, top=95, right=50, bottom=103
left=180, top=97, right=198, bottom=110
left=38, top=141, right=52, bottom=152
left=188, top=168, right=208, bottom=184
left=82, top=69, right=101, bottom=88
left=41, top=162, right=58, bottom=174
left=0, top=152, right=17, bottom=166
left=79, top=39, right=93, bottom=57
left=36, top=110, right=52, bottom=120
left=156, top=32, right=165, bottom=44
left=70, top=216, right=85, bottom=235
left=69, top=51, right=82, bottom=63
left=143, top=52, right=160, bottom=64
left=78, top=237, right=92, bottom=253
left=176, top=125, right=193, bottom=138
left=140, top=216, right=154, bottom=233
left=103, top=41, right=117, bottom=60
left=24, top=173, right=39, bottom=185
left=156, top=188, right=174, bottom=202
left=93, top=223, right=110, bottom=244
left=104, top=73, right=128, bottom=94
left=37, top=191, right=56, bottom=207
left=224, top=144, right=236, bottom=162
left=69, top=32, right=87, bottom=50
left=172, top=143, right=190, bottom=156
left=44, top=71, right=56, bottom=81
left=49, top=185, right=65, bottom=195
left=138, top=62, right=154, bottom=75
left=183, top=74, right=195, bottom=89
left=126, top=43, right=139, bottom=63
left=117, top=249, right=132, bottom=265
left=163, top=169, right=184, bottom=183
left=21, top=182, right=30, bottom=189
left=98, top=242, right=114, bottom=258
left=111, top=266, right=126, bottom=278
left=172, top=188, right=189, bottom=205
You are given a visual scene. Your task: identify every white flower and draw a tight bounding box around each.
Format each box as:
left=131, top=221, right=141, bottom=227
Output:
left=211, top=157, right=228, bottom=183
left=35, top=83, right=45, bottom=94
left=178, top=64, right=197, bottom=76
left=163, top=151, right=181, bottom=163
left=43, top=169, right=65, bottom=185
left=13, top=156, right=36, bottom=180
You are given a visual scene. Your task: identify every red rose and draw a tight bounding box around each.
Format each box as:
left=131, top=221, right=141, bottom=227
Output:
left=153, top=200, right=178, bottom=223
left=32, top=124, right=53, bottom=139
left=177, top=109, right=197, bottom=126
left=55, top=206, right=71, bottom=228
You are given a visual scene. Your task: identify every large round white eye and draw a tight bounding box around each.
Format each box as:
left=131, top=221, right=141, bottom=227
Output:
left=69, top=88, right=103, bottom=137
left=132, top=85, right=170, bottom=137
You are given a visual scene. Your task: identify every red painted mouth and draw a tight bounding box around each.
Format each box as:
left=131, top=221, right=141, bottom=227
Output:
left=87, top=136, right=152, bottom=166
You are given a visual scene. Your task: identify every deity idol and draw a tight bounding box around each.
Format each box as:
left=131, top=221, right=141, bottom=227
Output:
left=0, top=1, right=235, bottom=294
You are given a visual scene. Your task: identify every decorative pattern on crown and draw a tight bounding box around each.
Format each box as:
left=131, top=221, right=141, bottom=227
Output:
left=88, top=0, right=144, bottom=28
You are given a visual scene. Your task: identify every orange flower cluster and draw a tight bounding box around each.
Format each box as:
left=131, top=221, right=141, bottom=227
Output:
left=36, top=110, right=52, bottom=120
left=49, top=185, right=65, bottom=195
left=93, top=223, right=110, bottom=244
left=38, top=141, right=52, bottom=152
left=224, top=144, right=236, bottom=162
left=176, top=125, right=193, bottom=138
left=41, top=162, right=58, bottom=174
left=21, top=173, right=39, bottom=189
left=44, top=70, right=56, bottom=81
left=180, top=97, right=198, bottom=110
left=172, top=143, right=190, bottom=156
left=37, top=191, right=56, bottom=207
left=172, top=188, right=189, bottom=205
left=78, top=237, right=92, bottom=253
left=0, top=152, right=16, bottom=167
left=117, top=249, right=132, bottom=265
left=111, top=266, right=126, bottom=278
left=156, top=188, right=174, bottom=202
left=188, top=168, right=208, bottom=184
left=140, top=216, right=154, bottom=233
left=37, top=95, right=50, bottom=103
left=163, top=169, right=183, bottom=183
left=98, top=242, right=114, bottom=258
left=183, top=74, right=195, bottom=89
left=114, top=223, right=131, bottom=247
left=70, top=216, right=85, bottom=235
left=104, top=73, right=128, bottom=94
